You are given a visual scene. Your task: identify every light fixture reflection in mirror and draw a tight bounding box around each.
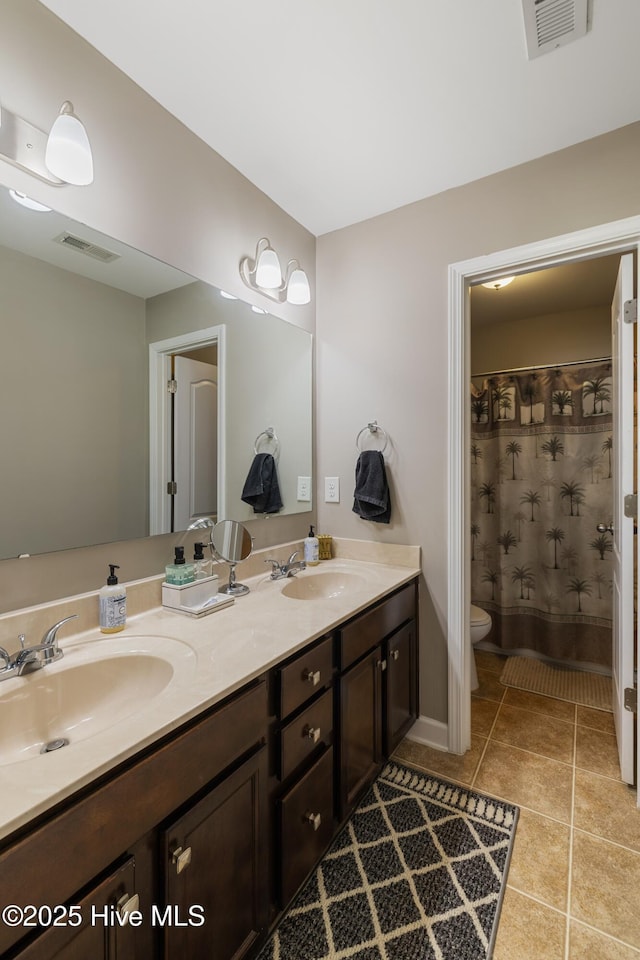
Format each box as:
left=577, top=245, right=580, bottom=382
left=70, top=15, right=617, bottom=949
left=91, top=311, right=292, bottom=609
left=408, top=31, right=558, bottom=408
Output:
left=211, top=520, right=253, bottom=596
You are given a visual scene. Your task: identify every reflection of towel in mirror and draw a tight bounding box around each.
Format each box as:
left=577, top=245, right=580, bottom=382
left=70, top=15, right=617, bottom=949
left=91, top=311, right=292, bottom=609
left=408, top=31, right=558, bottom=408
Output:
left=241, top=453, right=283, bottom=514
left=352, top=450, right=391, bottom=523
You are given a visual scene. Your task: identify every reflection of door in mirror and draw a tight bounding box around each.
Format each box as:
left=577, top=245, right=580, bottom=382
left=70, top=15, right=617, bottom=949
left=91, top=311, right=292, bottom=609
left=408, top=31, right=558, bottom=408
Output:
left=173, top=353, right=218, bottom=532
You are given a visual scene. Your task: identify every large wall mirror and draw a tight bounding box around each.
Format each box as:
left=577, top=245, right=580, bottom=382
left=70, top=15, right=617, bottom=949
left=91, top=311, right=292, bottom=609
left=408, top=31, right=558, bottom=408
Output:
left=0, top=185, right=313, bottom=562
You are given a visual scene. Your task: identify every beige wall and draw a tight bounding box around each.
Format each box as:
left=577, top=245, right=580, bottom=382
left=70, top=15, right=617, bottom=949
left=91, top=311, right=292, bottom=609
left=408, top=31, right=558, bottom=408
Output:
left=0, top=0, right=316, bottom=612
left=471, top=306, right=611, bottom=380
left=316, top=122, right=640, bottom=725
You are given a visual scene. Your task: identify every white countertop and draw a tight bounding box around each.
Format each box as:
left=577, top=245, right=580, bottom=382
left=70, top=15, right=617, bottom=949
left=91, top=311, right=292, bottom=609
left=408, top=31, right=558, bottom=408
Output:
left=0, top=554, right=419, bottom=842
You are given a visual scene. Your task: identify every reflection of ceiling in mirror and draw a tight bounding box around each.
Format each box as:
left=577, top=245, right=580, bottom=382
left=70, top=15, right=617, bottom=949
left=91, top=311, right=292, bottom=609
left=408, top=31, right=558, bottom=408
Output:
left=0, top=186, right=193, bottom=298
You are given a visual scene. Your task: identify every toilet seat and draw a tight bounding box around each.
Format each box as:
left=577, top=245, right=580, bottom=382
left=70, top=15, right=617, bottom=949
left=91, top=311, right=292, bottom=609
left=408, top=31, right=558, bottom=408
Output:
left=470, top=604, right=491, bottom=628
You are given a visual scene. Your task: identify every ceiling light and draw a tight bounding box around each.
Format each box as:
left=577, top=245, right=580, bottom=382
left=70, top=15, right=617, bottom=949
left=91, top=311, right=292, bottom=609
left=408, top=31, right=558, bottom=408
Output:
left=0, top=99, right=93, bottom=186
left=9, top=190, right=51, bottom=212
left=219, top=290, right=238, bottom=299
left=45, top=101, right=93, bottom=185
left=481, top=276, right=515, bottom=291
left=240, top=237, right=311, bottom=305
left=251, top=305, right=268, bottom=314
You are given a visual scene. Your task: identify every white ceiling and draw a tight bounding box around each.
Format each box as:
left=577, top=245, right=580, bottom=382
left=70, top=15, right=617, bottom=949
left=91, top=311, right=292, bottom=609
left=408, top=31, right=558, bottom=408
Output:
left=38, top=0, right=640, bottom=237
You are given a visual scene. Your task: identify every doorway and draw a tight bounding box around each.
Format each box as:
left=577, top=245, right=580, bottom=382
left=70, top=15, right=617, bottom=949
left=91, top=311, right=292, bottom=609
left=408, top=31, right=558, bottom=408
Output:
left=447, top=216, right=640, bottom=800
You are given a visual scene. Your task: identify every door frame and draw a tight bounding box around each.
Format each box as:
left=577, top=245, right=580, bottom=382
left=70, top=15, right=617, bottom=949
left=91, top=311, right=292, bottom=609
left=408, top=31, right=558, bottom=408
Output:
left=447, top=215, right=640, bottom=762
left=149, top=325, right=226, bottom=534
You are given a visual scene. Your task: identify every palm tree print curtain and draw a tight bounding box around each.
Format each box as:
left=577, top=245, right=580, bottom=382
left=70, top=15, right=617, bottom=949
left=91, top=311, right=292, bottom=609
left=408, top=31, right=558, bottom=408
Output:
left=471, top=359, right=613, bottom=669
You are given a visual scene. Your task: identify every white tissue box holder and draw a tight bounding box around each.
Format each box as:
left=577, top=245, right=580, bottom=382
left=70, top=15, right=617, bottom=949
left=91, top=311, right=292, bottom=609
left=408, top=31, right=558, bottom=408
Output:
left=162, top=575, right=220, bottom=610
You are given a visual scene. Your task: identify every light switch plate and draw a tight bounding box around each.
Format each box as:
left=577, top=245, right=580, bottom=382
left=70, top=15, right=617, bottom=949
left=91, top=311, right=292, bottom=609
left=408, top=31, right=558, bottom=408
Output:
left=297, top=476, right=311, bottom=501
left=325, top=477, right=340, bottom=503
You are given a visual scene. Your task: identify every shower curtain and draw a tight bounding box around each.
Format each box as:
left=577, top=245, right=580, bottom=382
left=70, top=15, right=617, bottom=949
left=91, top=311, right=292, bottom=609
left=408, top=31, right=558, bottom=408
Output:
left=470, top=359, right=613, bottom=670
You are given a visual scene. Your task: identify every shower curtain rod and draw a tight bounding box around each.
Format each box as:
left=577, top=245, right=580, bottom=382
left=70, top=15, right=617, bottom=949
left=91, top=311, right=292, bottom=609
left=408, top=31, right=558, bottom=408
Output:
left=471, top=356, right=612, bottom=379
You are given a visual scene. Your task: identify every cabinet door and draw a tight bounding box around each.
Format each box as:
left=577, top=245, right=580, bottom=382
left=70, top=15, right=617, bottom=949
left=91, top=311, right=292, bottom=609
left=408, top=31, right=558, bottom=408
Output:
left=161, top=746, right=268, bottom=960
left=12, top=858, right=139, bottom=960
left=384, top=620, right=418, bottom=756
left=338, top=648, right=383, bottom=819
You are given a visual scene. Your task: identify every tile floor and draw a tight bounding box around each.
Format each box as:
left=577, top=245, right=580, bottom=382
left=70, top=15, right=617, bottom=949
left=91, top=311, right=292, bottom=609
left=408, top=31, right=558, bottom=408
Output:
left=393, top=651, right=640, bottom=960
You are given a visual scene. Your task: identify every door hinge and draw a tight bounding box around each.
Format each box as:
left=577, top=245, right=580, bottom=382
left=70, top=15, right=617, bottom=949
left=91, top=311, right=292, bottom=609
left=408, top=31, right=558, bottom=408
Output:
left=167, top=481, right=177, bottom=495
left=623, top=298, right=637, bottom=324
left=624, top=493, right=637, bottom=519
left=624, top=687, right=637, bottom=713
left=167, top=378, right=177, bottom=394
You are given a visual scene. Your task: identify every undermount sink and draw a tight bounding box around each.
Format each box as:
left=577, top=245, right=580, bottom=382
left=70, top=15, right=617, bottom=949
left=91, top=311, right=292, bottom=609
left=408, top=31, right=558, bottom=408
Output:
left=0, top=637, right=194, bottom=765
left=281, top=571, right=367, bottom=600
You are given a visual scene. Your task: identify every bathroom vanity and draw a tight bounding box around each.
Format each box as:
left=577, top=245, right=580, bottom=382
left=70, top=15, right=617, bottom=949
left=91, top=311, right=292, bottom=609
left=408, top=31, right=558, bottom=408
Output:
left=0, top=551, right=419, bottom=959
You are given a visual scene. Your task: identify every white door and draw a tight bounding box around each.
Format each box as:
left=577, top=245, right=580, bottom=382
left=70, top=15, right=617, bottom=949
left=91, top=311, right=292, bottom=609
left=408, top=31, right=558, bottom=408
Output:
left=173, top=356, right=218, bottom=532
left=610, top=253, right=635, bottom=786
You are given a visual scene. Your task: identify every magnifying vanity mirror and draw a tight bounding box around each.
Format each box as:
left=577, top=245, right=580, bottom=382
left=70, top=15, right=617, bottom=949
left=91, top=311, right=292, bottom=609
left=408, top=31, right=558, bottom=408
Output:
left=0, top=184, right=313, bottom=603
left=211, top=520, right=253, bottom=596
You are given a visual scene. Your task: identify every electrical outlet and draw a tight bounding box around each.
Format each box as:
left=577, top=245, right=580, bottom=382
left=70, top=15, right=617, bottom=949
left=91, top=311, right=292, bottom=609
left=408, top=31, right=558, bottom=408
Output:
left=297, top=476, right=311, bottom=501
left=325, top=476, right=340, bottom=503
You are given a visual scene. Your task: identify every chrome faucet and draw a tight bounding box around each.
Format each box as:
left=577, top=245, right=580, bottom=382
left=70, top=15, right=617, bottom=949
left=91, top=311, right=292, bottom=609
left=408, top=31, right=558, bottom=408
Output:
left=265, top=552, right=307, bottom=580
left=0, top=615, right=78, bottom=682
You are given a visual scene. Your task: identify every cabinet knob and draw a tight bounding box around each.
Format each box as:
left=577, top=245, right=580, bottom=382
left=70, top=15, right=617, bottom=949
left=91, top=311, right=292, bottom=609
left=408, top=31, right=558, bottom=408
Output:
left=304, top=811, right=322, bottom=831
left=376, top=658, right=387, bottom=671
left=171, top=845, right=192, bottom=875
left=303, top=724, right=321, bottom=743
left=303, top=668, right=321, bottom=686
left=390, top=648, right=400, bottom=661
left=116, top=893, right=140, bottom=923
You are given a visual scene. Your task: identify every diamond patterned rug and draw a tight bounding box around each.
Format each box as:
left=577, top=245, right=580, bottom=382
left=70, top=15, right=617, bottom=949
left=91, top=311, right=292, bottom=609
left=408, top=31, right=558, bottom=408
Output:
left=259, top=761, right=519, bottom=960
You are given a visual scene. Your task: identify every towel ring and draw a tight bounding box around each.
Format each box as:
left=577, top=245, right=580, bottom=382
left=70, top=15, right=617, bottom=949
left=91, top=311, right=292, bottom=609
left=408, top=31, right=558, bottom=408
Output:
left=254, top=426, right=280, bottom=460
left=355, top=420, right=389, bottom=455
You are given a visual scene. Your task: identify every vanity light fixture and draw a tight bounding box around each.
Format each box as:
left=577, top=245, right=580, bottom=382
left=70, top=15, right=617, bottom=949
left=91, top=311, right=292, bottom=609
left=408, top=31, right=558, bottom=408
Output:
left=0, top=99, right=93, bottom=186
left=481, top=276, right=515, bottom=291
left=240, top=237, right=311, bottom=305
left=219, top=290, right=238, bottom=300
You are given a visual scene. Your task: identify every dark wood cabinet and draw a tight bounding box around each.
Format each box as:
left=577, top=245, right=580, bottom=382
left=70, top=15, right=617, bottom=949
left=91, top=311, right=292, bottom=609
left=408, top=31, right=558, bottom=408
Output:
left=338, top=648, right=384, bottom=817
left=384, top=620, right=418, bottom=755
left=161, top=746, right=268, bottom=960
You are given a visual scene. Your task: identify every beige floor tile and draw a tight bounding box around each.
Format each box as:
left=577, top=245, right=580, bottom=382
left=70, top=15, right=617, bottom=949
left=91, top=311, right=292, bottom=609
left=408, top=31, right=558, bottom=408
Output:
left=471, top=697, right=500, bottom=737
left=507, top=808, right=570, bottom=910
left=474, top=649, right=506, bottom=676
left=576, top=725, right=621, bottom=780
left=502, top=687, right=576, bottom=723
left=577, top=704, right=615, bottom=735
left=493, top=888, right=565, bottom=960
left=492, top=704, right=575, bottom=763
left=574, top=769, right=640, bottom=852
left=572, top=831, right=640, bottom=949
left=473, top=741, right=573, bottom=822
left=393, top=735, right=486, bottom=787
left=475, top=668, right=506, bottom=703
left=569, top=921, right=640, bottom=959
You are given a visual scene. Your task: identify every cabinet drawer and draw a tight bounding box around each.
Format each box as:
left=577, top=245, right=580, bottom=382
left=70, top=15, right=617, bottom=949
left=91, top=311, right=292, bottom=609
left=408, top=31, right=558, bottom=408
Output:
left=279, top=687, right=333, bottom=781
left=340, top=582, right=415, bottom=670
left=279, top=747, right=334, bottom=905
left=278, top=635, right=333, bottom=718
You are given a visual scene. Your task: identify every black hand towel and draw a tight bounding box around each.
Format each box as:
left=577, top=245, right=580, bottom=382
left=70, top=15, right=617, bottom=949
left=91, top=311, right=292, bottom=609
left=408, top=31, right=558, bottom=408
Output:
left=352, top=449, right=391, bottom=523
left=241, top=453, right=283, bottom=514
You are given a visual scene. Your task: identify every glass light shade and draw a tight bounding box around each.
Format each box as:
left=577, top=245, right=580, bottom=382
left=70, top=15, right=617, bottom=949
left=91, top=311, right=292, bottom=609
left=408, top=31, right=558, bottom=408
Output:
left=45, top=103, right=94, bottom=186
left=481, top=276, right=514, bottom=290
left=219, top=290, right=238, bottom=299
left=286, top=268, right=311, bottom=305
left=9, top=190, right=51, bottom=212
left=255, top=247, right=282, bottom=289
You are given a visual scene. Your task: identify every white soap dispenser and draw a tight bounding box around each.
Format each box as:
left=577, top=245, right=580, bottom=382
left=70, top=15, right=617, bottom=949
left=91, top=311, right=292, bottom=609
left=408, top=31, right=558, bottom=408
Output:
left=99, top=564, right=127, bottom=634
left=303, top=525, right=320, bottom=566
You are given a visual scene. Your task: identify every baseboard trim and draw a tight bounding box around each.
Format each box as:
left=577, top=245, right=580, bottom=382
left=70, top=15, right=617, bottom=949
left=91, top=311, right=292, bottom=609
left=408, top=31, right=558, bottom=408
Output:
left=406, top=715, right=449, bottom=752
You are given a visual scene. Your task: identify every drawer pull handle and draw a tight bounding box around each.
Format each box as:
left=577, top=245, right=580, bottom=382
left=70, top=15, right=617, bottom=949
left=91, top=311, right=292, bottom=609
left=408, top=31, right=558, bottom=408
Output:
left=376, top=659, right=387, bottom=671
left=304, top=811, right=322, bottom=831
left=116, top=893, right=140, bottom=923
left=172, top=845, right=192, bottom=875
left=303, top=668, right=321, bottom=686
left=390, top=649, right=400, bottom=661
left=303, top=724, right=321, bottom=743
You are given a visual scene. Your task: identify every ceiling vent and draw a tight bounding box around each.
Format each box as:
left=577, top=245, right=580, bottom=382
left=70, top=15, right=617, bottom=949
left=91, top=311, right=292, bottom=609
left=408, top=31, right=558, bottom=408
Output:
left=53, top=231, right=120, bottom=263
left=522, top=0, right=589, bottom=59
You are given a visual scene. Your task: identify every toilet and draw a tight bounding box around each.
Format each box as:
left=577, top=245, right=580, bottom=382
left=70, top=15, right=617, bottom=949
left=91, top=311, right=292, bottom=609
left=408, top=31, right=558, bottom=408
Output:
left=470, top=604, right=492, bottom=690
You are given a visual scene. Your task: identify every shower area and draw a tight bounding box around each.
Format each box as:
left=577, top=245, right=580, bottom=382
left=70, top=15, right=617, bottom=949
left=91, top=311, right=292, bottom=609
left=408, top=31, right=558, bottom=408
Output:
left=469, top=257, right=621, bottom=685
